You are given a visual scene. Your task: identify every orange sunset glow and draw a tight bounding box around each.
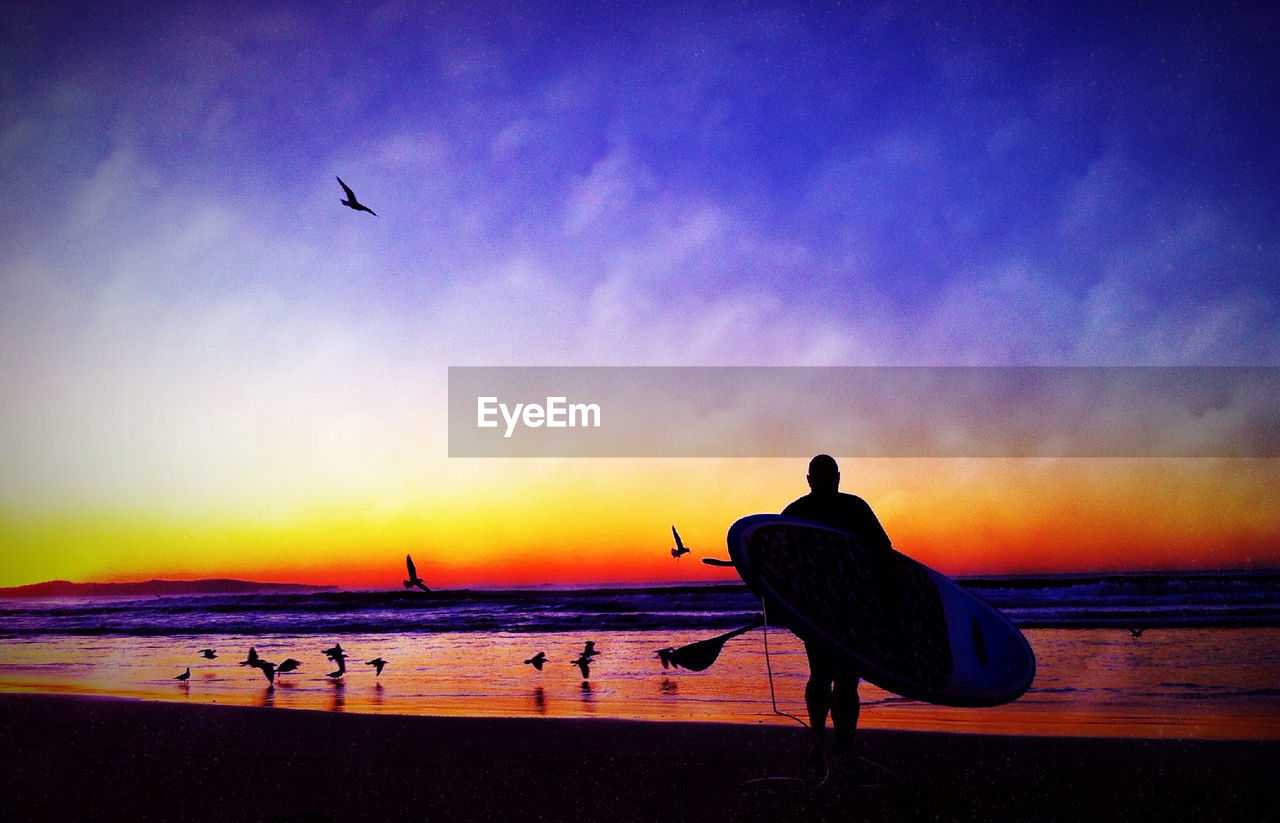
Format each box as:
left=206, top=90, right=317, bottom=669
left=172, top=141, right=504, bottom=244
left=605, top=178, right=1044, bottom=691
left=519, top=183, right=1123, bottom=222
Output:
left=4, top=457, right=1276, bottom=590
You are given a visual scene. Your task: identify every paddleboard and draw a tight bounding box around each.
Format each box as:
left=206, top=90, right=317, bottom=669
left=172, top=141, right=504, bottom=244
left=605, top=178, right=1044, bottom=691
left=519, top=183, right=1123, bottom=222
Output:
left=727, top=514, right=1035, bottom=707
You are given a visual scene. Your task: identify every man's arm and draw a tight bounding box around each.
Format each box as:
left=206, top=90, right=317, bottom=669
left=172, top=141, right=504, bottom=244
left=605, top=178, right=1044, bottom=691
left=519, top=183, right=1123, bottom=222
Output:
left=852, top=497, right=892, bottom=550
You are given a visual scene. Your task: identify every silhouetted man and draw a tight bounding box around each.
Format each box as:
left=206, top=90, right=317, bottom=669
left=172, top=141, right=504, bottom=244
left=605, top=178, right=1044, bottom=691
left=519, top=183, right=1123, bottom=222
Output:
left=782, top=454, right=891, bottom=768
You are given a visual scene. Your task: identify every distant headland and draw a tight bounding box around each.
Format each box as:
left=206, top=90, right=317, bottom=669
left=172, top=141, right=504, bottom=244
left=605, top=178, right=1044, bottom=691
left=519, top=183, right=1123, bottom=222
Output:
left=0, top=579, right=337, bottom=599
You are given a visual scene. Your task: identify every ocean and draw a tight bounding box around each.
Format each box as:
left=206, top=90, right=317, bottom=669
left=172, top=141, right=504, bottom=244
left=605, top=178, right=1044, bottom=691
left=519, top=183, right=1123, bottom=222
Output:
left=2, top=573, right=1278, bottom=739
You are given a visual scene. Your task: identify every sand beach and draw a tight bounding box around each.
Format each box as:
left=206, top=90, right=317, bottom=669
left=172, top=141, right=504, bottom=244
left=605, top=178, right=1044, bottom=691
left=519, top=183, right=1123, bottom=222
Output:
left=2, top=692, right=1274, bottom=823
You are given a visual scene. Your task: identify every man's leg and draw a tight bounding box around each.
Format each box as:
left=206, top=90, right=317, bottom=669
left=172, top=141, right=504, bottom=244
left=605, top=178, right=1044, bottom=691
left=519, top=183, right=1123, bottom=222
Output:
left=830, top=668, right=860, bottom=758
left=804, top=642, right=833, bottom=764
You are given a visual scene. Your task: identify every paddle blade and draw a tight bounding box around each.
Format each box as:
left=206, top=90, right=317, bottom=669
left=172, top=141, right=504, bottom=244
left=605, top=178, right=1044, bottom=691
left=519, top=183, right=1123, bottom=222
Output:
left=667, top=637, right=725, bottom=672
left=665, top=619, right=763, bottom=672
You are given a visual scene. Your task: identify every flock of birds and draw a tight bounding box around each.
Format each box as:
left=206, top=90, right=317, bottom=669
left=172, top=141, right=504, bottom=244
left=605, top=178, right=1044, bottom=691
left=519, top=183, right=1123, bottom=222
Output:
left=174, top=186, right=719, bottom=688
left=174, top=643, right=389, bottom=687
left=175, top=638, right=616, bottom=687
left=173, top=518, right=708, bottom=689
left=171, top=513, right=1145, bottom=691
left=523, top=641, right=602, bottom=679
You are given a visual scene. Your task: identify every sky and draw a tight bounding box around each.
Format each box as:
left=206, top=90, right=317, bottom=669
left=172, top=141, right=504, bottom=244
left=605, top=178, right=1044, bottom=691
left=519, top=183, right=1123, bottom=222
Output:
left=1, top=1, right=1277, bottom=588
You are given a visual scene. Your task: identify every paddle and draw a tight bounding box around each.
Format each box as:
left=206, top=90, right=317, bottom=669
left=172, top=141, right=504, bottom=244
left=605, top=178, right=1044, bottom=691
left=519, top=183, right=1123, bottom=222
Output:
left=657, top=618, right=764, bottom=672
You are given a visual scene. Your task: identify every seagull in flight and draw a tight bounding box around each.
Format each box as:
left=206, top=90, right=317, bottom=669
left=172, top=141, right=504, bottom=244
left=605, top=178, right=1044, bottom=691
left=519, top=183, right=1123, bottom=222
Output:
left=239, top=647, right=260, bottom=667
left=670, top=526, right=690, bottom=559
left=276, top=658, right=302, bottom=675
left=198, top=648, right=217, bottom=660
left=252, top=658, right=277, bottom=685
left=580, top=641, right=600, bottom=659
left=523, top=651, right=548, bottom=671
left=366, top=657, right=388, bottom=676
left=337, top=176, right=377, bottom=216
left=175, top=667, right=191, bottom=681
left=324, top=643, right=348, bottom=678
left=404, top=554, right=431, bottom=592
left=569, top=653, right=595, bottom=680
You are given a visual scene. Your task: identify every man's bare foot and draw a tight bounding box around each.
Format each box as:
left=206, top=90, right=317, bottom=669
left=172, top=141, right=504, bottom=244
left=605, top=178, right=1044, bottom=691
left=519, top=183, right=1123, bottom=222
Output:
left=806, top=742, right=827, bottom=772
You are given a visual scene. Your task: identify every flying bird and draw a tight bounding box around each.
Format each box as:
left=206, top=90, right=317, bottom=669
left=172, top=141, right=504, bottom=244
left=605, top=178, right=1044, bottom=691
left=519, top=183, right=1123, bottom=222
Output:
left=580, top=641, right=600, bottom=659
left=239, top=647, right=260, bottom=667
left=198, top=648, right=217, bottom=660
left=324, top=644, right=348, bottom=678
left=523, top=651, right=548, bottom=671
left=404, top=554, right=431, bottom=592
left=175, top=667, right=191, bottom=681
left=1129, top=627, right=1146, bottom=638
left=276, top=658, right=302, bottom=674
left=337, top=176, right=377, bottom=216
left=366, top=657, right=387, bottom=676
left=569, top=654, right=592, bottom=680
left=670, top=526, right=690, bottom=559
left=252, top=658, right=277, bottom=685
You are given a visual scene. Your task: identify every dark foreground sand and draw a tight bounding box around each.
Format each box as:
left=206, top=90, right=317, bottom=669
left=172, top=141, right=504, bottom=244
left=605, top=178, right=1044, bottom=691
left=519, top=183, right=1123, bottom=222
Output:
left=1, top=693, right=1274, bottom=823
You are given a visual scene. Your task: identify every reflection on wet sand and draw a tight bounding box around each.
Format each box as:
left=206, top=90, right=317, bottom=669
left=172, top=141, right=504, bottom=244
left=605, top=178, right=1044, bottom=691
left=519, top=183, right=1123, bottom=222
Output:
left=3, top=628, right=1277, bottom=738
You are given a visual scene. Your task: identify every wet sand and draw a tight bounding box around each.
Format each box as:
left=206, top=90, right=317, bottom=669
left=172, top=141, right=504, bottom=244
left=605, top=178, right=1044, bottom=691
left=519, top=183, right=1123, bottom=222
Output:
left=1, top=692, right=1274, bottom=822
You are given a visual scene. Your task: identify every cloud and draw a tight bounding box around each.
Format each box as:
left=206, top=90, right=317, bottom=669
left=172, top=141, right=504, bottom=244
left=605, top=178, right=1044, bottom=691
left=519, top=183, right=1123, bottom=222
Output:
left=914, top=262, right=1079, bottom=365
left=563, top=145, right=647, bottom=234
left=3, top=1, right=1276, bottom=529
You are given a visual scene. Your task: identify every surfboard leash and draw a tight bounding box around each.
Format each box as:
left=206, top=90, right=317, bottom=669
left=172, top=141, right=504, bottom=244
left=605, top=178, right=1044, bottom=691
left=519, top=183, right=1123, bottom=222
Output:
left=760, top=599, right=810, bottom=729
left=756, top=601, right=904, bottom=789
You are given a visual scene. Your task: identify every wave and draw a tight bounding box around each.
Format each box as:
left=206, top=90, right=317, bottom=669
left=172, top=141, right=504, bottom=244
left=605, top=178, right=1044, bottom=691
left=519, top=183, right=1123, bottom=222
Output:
left=1, top=574, right=1276, bottom=637
left=0, top=585, right=764, bottom=637
left=964, top=570, right=1280, bottom=628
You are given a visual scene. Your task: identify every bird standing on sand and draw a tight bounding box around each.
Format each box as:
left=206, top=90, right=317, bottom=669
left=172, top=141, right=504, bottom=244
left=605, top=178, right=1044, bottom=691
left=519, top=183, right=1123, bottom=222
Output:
left=175, top=667, right=191, bottom=681
left=198, top=648, right=217, bottom=659
left=671, top=526, right=690, bottom=559
left=366, top=657, right=388, bottom=676
left=404, top=554, right=431, bottom=592
left=337, top=176, right=377, bottom=216
left=524, top=651, right=548, bottom=671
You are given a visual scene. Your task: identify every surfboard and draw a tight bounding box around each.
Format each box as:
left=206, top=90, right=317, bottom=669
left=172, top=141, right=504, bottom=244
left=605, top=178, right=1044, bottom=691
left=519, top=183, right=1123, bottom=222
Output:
left=727, top=514, right=1035, bottom=707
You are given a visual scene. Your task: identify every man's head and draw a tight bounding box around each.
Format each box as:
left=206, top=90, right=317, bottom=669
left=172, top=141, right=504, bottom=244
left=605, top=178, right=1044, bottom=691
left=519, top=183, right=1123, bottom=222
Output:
left=806, top=454, right=840, bottom=494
